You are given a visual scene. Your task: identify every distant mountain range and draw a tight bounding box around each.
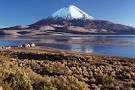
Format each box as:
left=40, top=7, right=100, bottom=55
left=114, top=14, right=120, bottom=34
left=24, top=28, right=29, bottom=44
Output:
left=0, top=5, right=135, bottom=35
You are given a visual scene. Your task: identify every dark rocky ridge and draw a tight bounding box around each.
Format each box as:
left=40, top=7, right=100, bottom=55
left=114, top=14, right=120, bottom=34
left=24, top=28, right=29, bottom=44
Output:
left=0, top=18, right=135, bottom=35
left=30, top=18, right=135, bottom=34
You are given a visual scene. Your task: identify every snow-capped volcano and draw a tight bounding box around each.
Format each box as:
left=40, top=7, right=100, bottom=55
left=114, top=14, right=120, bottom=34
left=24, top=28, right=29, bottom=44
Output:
left=52, top=5, right=94, bottom=20
left=2, top=5, right=135, bottom=35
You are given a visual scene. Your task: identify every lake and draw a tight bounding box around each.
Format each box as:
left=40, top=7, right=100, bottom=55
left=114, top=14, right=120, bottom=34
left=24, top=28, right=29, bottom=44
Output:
left=0, top=35, right=135, bottom=58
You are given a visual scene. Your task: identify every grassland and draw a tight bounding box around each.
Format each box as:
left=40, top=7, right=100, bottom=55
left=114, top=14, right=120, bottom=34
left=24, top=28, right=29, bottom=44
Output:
left=0, top=47, right=134, bottom=90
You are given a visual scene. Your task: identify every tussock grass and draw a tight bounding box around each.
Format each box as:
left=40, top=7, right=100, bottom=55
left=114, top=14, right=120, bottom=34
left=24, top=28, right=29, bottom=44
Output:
left=0, top=47, right=134, bottom=90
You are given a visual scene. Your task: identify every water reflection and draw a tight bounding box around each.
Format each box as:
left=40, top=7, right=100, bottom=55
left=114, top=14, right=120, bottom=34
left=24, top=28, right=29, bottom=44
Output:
left=0, top=40, right=32, bottom=46
left=0, top=35, right=135, bottom=57
left=70, top=44, right=93, bottom=53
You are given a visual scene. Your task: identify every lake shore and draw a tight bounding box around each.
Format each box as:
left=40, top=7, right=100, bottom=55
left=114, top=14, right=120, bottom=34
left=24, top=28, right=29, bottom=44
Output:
left=0, top=47, right=134, bottom=90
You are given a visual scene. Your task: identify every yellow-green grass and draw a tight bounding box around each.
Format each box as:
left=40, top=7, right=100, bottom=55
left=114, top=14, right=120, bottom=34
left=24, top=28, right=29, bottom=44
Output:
left=0, top=47, right=134, bottom=90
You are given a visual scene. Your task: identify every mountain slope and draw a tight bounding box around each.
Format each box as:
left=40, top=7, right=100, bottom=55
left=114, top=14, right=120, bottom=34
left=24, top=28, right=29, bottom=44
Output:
left=30, top=18, right=135, bottom=34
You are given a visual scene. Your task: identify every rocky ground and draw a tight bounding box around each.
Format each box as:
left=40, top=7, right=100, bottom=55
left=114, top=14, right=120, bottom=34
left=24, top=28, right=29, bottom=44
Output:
left=0, top=47, right=134, bottom=90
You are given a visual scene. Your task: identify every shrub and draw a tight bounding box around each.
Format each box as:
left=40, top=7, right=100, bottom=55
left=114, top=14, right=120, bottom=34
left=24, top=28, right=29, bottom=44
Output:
left=4, top=70, right=32, bottom=90
left=51, top=76, right=89, bottom=90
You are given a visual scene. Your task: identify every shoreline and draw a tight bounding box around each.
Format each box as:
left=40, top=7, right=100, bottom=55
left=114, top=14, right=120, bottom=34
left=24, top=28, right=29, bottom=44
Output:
left=1, top=45, right=135, bottom=59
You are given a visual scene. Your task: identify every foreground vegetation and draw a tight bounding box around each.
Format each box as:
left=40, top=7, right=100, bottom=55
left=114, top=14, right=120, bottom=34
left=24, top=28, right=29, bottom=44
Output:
left=0, top=47, right=134, bottom=90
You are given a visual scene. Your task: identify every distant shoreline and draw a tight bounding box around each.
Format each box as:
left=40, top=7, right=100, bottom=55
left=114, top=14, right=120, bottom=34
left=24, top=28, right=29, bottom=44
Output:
left=1, top=34, right=135, bottom=37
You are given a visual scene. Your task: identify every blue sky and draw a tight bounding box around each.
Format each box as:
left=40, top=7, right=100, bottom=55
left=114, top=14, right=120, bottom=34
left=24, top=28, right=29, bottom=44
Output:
left=0, top=0, right=135, bottom=28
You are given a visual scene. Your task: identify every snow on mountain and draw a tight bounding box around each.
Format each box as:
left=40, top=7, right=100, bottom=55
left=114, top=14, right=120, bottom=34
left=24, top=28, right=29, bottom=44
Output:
left=52, top=5, right=94, bottom=20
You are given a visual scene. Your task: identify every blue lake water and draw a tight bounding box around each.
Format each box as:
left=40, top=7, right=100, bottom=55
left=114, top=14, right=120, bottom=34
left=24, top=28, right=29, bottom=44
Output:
left=0, top=35, right=135, bottom=58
